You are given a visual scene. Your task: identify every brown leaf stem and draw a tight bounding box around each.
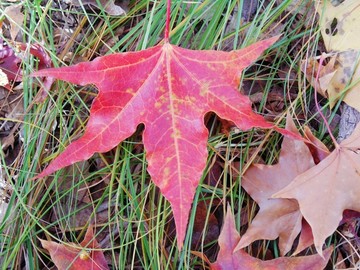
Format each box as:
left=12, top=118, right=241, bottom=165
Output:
left=315, top=52, right=338, bottom=146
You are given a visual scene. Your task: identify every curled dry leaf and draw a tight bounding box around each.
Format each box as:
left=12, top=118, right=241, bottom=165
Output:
left=303, top=51, right=360, bottom=111
left=303, top=126, right=330, bottom=164
left=274, top=123, right=360, bottom=256
left=235, top=115, right=314, bottom=256
left=70, top=0, right=127, bottom=16
left=0, top=40, right=22, bottom=90
left=303, top=0, right=360, bottom=111
left=0, top=39, right=53, bottom=93
left=41, top=226, right=109, bottom=270
left=3, top=3, right=24, bottom=40
left=211, top=206, right=332, bottom=270
left=31, top=36, right=304, bottom=249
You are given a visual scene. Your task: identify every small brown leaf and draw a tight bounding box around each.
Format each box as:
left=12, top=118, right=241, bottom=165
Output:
left=4, top=3, right=24, bottom=40
left=71, top=0, right=126, bottom=16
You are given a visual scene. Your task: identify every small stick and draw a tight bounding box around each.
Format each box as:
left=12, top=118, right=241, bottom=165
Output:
left=315, top=53, right=338, bottom=146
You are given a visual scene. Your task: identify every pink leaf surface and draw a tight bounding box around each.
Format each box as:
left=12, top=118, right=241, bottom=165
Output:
left=0, top=39, right=53, bottom=91
left=41, top=226, right=109, bottom=270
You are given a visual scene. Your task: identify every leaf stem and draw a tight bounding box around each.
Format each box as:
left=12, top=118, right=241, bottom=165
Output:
left=315, top=53, right=338, bottom=147
left=165, top=0, right=171, bottom=43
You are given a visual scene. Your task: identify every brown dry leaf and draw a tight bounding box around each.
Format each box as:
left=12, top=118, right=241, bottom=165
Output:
left=70, top=0, right=127, bottom=16
left=317, top=0, right=360, bottom=51
left=273, top=122, right=360, bottom=256
left=4, top=3, right=24, bottom=40
left=211, top=206, right=332, bottom=270
left=47, top=161, right=92, bottom=202
left=0, top=87, right=24, bottom=152
left=303, top=126, right=330, bottom=164
left=191, top=201, right=220, bottom=248
left=334, top=251, right=351, bottom=270
left=293, top=219, right=314, bottom=255
left=50, top=200, right=110, bottom=229
left=294, top=127, right=330, bottom=255
left=303, top=51, right=360, bottom=110
left=47, top=162, right=111, bottom=229
left=235, top=115, right=315, bottom=255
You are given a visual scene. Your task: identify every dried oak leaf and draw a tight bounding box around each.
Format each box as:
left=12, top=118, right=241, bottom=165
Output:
left=41, top=226, right=109, bottom=270
left=274, top=122, right=360, bottom=256
left=235, top=115, right=315, bottom=255
left=211, top=206, right=332, bottom=270
left=32, top=37, right=301, bottom=249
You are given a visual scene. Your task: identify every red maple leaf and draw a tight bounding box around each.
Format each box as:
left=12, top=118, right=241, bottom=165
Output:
left=211, top=206, right=332, bottom=270
left=32, top=36, right=301, bottom=249
left=41, top=226, right=109, bottom=270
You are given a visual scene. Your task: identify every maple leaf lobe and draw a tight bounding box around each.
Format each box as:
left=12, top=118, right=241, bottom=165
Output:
left=33, top=37, right=281, bottom=249
left=41, top=227, right=109, bottom=270
left=211, top=206, right=332, bottom=270
left=235, top=115, right=314, bottom=255
left=274, top=123, right=360, bottom=256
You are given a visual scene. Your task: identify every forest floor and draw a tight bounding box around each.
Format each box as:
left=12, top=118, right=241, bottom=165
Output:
left=0, top=0, right=358, bottom=269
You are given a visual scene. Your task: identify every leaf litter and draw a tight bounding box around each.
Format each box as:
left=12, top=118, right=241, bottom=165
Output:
left=3, top=0, right=360, bottom=268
